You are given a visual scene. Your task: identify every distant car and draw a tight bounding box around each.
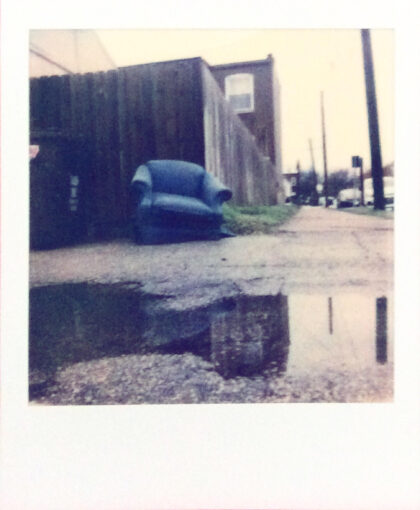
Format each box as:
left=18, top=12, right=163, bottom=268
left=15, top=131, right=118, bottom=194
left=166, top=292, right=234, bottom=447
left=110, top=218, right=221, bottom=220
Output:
left=337, top=188, right=361, bottom=208
left=309, top=191, right=319, bottom=206
left=318, top=196, right=335, bottom=207
left=364, top=177, right=394, bottom=208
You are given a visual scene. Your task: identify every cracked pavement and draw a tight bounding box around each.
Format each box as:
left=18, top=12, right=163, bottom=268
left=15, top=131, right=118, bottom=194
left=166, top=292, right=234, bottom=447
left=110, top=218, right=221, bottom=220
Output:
left=30, top=206, right=393, bottom=299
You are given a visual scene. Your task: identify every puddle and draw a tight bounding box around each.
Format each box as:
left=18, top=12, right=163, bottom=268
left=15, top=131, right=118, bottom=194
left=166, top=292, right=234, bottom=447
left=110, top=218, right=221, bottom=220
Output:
left=29, top=283, right=393, bottom=401
left=287, top=294, right=392, bottom=371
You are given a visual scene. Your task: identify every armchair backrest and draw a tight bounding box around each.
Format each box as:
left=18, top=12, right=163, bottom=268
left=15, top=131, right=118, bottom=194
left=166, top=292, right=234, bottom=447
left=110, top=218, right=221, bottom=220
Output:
left=146, top=160, right=206, bottom=198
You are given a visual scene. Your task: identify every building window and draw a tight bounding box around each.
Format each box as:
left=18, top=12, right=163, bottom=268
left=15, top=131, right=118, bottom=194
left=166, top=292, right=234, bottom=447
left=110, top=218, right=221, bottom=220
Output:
left=225, top=73, right=254, bottom=113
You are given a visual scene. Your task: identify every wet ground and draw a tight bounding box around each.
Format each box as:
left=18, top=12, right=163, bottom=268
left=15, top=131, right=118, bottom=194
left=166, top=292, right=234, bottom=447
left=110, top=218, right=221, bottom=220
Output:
left=29, top=206, right=394, bottom=404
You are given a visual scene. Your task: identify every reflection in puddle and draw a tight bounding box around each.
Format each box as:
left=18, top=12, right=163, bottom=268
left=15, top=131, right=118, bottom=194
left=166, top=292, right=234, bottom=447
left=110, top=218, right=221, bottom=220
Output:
left=209, top=294, right=290, bottom=378
left=29, top=284, right=392, bottom=398
left=376, top=297, right=388, bottom=364
left=328, top=296, right=333, bottom=335
left=287, top=294, right=392, bottom=372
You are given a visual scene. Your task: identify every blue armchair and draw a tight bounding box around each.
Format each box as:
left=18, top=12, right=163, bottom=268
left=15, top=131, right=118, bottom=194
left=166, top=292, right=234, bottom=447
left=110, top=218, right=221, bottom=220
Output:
left=130, top=160, right=234, bottom=244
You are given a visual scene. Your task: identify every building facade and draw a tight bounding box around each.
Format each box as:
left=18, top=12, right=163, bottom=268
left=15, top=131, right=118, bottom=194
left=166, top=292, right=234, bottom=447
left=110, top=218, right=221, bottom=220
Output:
left=210, top=55, right=283, bottom=185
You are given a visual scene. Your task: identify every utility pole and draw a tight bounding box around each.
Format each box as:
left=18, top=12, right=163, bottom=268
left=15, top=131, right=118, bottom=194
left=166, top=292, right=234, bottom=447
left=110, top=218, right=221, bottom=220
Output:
left=308, top=139, right=318, bottom=203
left=308, top=138, right=317, bottom=187
left=321, top=91, right=329, bottom=207
left=308, top=139, right=315, bottom=172
left=361, top=29, right=385, bottom=210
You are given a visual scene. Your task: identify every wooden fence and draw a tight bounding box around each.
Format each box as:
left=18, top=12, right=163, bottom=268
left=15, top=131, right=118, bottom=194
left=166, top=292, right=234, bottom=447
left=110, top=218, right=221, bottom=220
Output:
left=30, top=57, right=280, bottom=241
left=201, top=62, right=278, bottom=206
left=31, top=70, right=123, bottom=237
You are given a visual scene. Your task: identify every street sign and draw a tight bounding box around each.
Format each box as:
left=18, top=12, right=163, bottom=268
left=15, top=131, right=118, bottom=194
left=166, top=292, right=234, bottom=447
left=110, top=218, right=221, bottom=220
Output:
left=352, top=155, right=362, bottom=168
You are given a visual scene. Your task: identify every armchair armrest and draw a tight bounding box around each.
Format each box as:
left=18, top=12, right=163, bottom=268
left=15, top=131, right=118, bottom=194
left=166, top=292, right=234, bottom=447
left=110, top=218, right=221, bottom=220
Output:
left=130, top=165, right=153, bottom=208
left=202, top=172, right=233, bottom=212
left=131, top=164, right=152, bottom=195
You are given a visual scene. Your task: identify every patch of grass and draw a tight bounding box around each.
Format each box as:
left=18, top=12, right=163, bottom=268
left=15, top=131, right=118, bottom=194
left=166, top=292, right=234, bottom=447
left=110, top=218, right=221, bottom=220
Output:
left=223, top=203, right=299, bottom=235
left=338, top=206, right=394, bottom=220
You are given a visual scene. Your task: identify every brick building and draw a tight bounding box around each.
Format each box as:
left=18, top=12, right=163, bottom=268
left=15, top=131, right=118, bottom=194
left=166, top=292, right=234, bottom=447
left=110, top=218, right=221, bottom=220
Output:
left=211, top=55, right=283, bottom=183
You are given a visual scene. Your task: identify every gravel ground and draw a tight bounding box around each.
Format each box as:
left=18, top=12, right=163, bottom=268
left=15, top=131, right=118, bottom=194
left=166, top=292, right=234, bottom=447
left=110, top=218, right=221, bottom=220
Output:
left=34, top=353, right=393, bottom=405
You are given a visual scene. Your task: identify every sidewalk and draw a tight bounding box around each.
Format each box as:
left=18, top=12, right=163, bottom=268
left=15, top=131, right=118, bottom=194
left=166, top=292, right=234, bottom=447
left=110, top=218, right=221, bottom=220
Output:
left=30, top=206, right=394, bottom=300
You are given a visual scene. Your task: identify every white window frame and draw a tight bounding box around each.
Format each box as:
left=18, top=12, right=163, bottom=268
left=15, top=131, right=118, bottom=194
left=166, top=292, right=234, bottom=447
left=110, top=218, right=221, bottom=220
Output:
left=225, top=73, right=254, bottom=114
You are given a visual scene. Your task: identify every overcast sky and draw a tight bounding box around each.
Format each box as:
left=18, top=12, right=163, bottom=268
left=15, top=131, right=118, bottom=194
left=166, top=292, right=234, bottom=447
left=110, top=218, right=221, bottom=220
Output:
left=96, top=28, right=394, bottom=175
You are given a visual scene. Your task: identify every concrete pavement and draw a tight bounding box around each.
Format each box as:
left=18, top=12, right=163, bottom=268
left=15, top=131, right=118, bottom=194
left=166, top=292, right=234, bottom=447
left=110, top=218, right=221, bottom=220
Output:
left=30, top=206, right=393, bottom=300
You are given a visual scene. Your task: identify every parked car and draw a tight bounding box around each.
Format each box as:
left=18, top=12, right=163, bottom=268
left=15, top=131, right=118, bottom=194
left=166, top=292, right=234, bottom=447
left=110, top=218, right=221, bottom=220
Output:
left=318, top=196, right=335, bottom=207
left=364, top=177, right=394, bottom=208
left=309, top=191, right=319, bottom=206
left=337, top=188, right=361, bottom=208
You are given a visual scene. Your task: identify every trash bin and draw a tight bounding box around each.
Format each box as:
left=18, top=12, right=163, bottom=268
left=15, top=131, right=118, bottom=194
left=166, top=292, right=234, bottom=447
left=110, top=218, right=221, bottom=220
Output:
left=30, top=132, right=86, bottom=249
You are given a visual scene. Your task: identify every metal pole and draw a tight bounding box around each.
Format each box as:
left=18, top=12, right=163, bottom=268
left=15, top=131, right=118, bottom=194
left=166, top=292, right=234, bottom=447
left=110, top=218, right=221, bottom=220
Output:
left=360, top=158, right=365, bottom=206
left=361, top=29, right=385, bottom=210
left=321, top=91, right=329, bottom=207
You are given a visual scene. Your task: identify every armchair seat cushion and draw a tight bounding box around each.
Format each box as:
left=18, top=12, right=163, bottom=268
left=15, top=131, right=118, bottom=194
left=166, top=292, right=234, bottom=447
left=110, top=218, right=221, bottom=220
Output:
left=152, top=192, right=216, bottom=217
left=151, top=192, right=221, bottom=226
